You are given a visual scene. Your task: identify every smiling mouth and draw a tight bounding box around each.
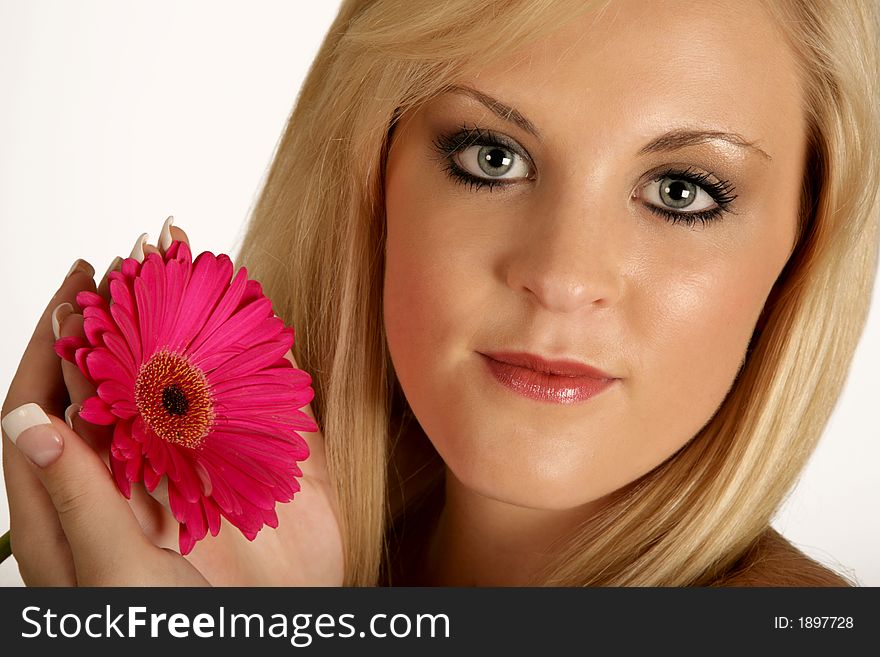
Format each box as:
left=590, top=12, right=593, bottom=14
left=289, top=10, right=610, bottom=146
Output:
left=478, top=353, right=618, bottom=405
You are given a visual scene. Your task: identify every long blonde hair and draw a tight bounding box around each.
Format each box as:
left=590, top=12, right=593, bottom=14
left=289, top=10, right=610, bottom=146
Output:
left=233, top=0, right=880, bottom=586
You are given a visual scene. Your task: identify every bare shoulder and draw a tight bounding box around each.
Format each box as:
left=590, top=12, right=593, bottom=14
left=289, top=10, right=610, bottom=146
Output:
left=717, top=527, right=853, bottom=587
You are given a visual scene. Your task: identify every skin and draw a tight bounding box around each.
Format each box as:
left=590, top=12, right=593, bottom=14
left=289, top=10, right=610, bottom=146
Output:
left=384, top=0, right=807, bottom=585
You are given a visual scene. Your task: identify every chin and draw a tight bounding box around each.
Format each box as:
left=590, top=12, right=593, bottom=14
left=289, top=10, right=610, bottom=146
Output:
left=445, top=441, right=619, bottom=511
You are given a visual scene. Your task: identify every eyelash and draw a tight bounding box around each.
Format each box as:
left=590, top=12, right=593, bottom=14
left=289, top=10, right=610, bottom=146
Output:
left=430, top=124, right=739, bottom=228
left=431, top=124, right=530, bottom=193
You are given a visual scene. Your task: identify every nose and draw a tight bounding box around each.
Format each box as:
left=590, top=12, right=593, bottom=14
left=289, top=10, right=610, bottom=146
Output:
left=504, top=193, right=626, bottom=313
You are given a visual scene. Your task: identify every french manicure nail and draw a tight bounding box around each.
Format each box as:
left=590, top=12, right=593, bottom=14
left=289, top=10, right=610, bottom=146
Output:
left=159, top=215, right=175, bottom=251
left=51, top=302, right=74, bottom=340
left=65, top=258, right=95, bottom=281
left=64, top=403, right=81, bottom=430
left=1, top=403, right=64, bottom=468
left=129, top=232, right=149, bottom=263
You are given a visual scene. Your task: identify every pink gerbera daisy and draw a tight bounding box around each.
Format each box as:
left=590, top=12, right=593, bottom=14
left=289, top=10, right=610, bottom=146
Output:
left=54, top=240, right=317, bottom=555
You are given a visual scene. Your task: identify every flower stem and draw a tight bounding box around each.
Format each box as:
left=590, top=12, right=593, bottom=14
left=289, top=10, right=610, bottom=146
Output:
left=0, top=530, right=10, bottom=563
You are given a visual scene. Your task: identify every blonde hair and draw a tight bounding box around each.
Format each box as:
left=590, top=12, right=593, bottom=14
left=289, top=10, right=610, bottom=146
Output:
left=232, top=0, right=880, bottom=586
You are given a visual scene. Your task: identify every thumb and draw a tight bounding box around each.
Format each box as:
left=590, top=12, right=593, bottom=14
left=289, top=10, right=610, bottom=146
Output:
left=1, top=402, right=149, bottom=573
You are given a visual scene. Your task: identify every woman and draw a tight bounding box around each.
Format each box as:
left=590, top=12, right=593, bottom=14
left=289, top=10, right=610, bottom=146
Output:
left=2, top=0, right=878, bottom=586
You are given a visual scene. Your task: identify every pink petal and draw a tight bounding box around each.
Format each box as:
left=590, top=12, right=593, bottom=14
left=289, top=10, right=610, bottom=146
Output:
left=74, top=346, right=93, bottom=381
left=203, top=496, right=221, bottom=536
left=97, top=378, right=132, bottom=405
left=193, top=459, right=213, bottom=496
left=238, top=277, right=264, bottom=307
left=197, top=459, right=242, bottom=516
left=201, top=451, right=275, bottom=510
left=82, top=306, right=116, bottom=346
left=84, top=348, right=131, bottom=383
left=167, top=447, right=201, bottom=504
left=212, top=430, right=309, bottom=464
left=165, top=239, right=192, bottom=264
left=133, top=276, right=160, bottom=359
left=80, top=394, right=117, bottom=425
left=168, top=482, right=207, bottom=554
left=143, top=463, right=162, bottom=492
left=120, top=255, right=142, bottom=278
left=189, top=296, right=274, bottom=367
left=209, top=367, right=314, bottom=395
left=111, top=400, right=138, bottom=420
left=133, top=418, right=177, bottom=480
left=206, top=336, right=291, bottom=381
left=165, top=252, right=231, bottom=353
left=124, top=448, right=144, bottom=482
left=111, top=420, right=139, bottom=460
left=109, top=453, right=132, bottom=498
left=261, top=506, right=279, bottom=529
left=101, top=332, right=137, bottom=381
left=109, top=273, right=135, bottom=312
left=109, top=302, right=142, bottom=365
left=185, top=266, right=249, bottom=357
left=75, top=290, right=104, bottom=309
left=156, top=257, right=188, bottom=347
left=212, top=379, right=312, bottom=402
left=54, top=335, right=89, bottom=363
left=190, top=347, right=246, bottom=373
left=178, top=526, right=196, bottom=556
left=145, top=436, right=171, bottom=477
left=214, top=412, right=318, bottom=439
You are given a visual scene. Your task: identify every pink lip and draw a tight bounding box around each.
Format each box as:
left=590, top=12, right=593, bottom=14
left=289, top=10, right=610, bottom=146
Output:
left=479, top=351, right=618, bottom=405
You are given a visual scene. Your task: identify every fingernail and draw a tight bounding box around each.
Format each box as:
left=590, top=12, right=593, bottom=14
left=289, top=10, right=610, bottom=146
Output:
left=1, top=403, right=64, bottom=468
left=64, top=403, right=81, bottom=430
left=51, top=302, right=74, bottom=340
left=159, top=215, right=175, bottom=251
left=101, top=255, right=123, bottom=281
left=129, top=232, right=149, bottom=263
left=65, top=258, right=95, bottom=281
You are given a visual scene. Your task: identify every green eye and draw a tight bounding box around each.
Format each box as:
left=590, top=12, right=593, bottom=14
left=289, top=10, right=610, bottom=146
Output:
left=658, top=177, right=698, bottom=209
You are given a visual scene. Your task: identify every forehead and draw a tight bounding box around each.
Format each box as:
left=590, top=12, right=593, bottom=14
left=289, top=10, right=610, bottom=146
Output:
left=456, top=0, right=803, bottom=159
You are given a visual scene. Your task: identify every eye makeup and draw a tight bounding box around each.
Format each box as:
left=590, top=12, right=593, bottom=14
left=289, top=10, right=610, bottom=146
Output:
left=638, top=166, right=738, bottom=228
left=429, top=122, right=740, bottom=228
left=430, top=123, right=534, bottom=193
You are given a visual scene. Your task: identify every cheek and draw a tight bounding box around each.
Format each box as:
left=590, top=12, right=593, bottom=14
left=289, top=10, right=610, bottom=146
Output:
left=620, top=228, right=792, bottom=478
left=383, top=172, right=481, bottom=414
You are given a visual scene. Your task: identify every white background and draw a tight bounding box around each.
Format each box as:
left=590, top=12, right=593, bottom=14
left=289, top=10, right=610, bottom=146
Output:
left=0, top=1, right=877, bottom=586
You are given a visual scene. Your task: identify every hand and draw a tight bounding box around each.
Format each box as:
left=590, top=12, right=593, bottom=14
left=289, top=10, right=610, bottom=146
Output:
left=1, top=405, right=209, bottom=585
left=2, top=218, right=344, bottom=585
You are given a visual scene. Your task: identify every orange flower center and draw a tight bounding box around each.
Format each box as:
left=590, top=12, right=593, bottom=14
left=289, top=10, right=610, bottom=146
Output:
left=134, top=349, right=215, bottom=449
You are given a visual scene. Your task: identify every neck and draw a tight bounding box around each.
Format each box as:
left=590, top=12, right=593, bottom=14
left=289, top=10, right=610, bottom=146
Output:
left=411, top=466, right=609, bottom=587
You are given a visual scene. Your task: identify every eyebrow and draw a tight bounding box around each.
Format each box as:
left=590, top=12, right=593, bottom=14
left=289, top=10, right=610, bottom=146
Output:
left=445, top=85, right=772, bottom=162
left=446, top=85, right=542, bottom=139
left=638, top=128, right=772, bottom=162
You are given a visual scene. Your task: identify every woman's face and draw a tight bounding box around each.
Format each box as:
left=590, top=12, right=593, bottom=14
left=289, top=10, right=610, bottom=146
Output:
left=383, top=0, right=805, bottom=510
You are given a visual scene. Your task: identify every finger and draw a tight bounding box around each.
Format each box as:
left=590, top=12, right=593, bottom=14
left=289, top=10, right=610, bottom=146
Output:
left=2, top=258, right=97, bottom=417
left=157, top=216, right=189, bottom=256
left=97, top=224, right=190, bottom=300
left=0, top=432, right=76, bottom=587
left=2, top=403, right=151, bottom=583
left=1, top=259, right=99, bottom=585
left=64, top=402, right=174, bottom=543
left=96, top=232, right=147, bottom=300
left=95, top=256, right=122, bottom=301
left=52, top=310, right=112, bottom=455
